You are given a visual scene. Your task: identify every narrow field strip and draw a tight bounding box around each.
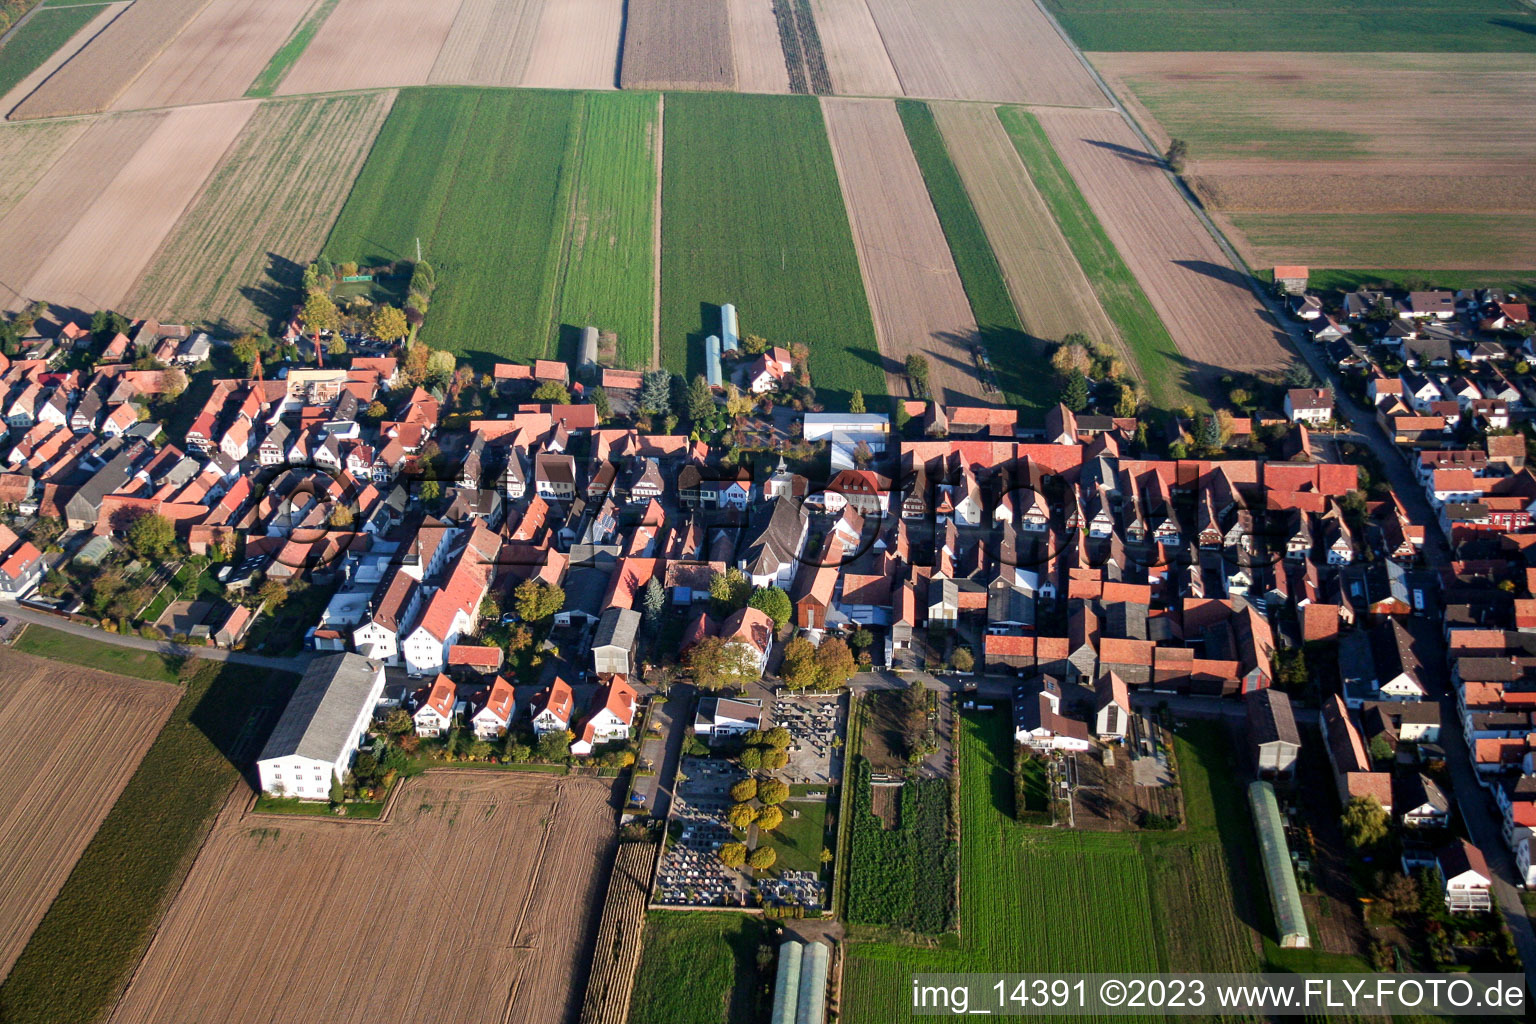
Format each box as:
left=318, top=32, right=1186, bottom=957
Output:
left=896, top=99, right=1057, bottom=417
left=521, top=0, right=622, bottom=89
left=244, top=0, right=336, bottom=97
left=128, top=90, right=395, bottom=333
left=276, top=0, right=464, bottom=94
left=729, top=0, right=790, bottom=93
left=427, top=0, right=543, bottom=88
left=808, top=0, right=900, bottom=96
left=0, top=117, right=90, bottom=221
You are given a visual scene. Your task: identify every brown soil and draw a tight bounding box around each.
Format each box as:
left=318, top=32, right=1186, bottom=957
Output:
left=110, top=772, right=617, bottom=1024
left=619, top=0, right=734, bottom=90
left=0, top=118, right=92, bottom=222
left=429, top=0, right=545, bottom=88
left=578, top=839, right=656, bottom=1024
left=808, top=0, right=900, bottom=96
left=728, top=0, right=790, bottom=93
left=521, top=0, right=623, bottom=90
left=0, top=1, right=129, bottom=116
left=11, top=0, right=221, bottom=119
left=277, top=0, right=466, bottom=94
left=821, top=96, right=984, bottom=403
left=1034, top=107, right=1294, bottom=383
left=860, top=688, right=923, bottom=772
left=0, top=649, right=180, bottom=980
left=112, top=0, right=317, bottom=110
left=863, top=0, right=1105, bottom=106
left=1188, top=172, right=1536, bottom=214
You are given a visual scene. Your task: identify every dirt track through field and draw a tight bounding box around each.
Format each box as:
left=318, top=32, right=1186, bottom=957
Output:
left=0, top=650, right=180, bottom=981
left=128, top=91, right=393, bottom=331
left=809, top=0, right=900, bottom=96
left=522, top=0, right=622, bottom=89
left=864, top=0, right=1104, bottom=106
left=108, top=772, right=616, bottom=1024
left=822, top=97, right=983, bottom=403
left=620, top=0, right=733, bottom=90
left=112, top=0, right=315, bottom=109
left=0, top=1, right=129, bottom=116
left=278, top=0, right=465, bottom=94
left=429, top=0, right=544, bottom=88
left=932, top=102, right=1121, bottom=357
left=10, top=0, right=220, bottom=118
left=20, top=100, right=257, bottom=313
left=1034, top=107, right=1292, bottom=380
left=729, top=0, right=789, bottom=93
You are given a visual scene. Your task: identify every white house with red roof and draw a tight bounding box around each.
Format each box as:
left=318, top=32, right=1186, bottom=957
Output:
left=470, top=676, right=516, bottom=740
left=571, top=675, right=637, bottom=756
left=413, top=674, right=456, bottom=737
left=531, top=677, right=575, bottom=736
left=746, top=347, right=794, bottom=393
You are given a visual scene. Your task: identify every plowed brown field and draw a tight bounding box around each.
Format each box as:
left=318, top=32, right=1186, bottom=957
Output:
left=822, top=97, right=983, bottom=402
left=111, top=0, right=315, bottom=110
left=865, top=0, right=1104, bottom=106
left=277, top=0, right=465, bottom=94
left=0, top=650, right=180, bottom=980
left=10, top=0, right=219, bottom=119
left=522, top=0, right=623, bottom=89
left=428, top=0, right=544, bottom=87
left=932, top=102, right=1121, bottom=357
left=809, top=0, right=900, bottom=96
left=18, top=100, right=257, bottom=313
left=0, top=1, right=129, bottom=116
left=728, top=0, right=789, bottom=93
left=1034, top=107, right=1292, bottom=378
left=128, top=92, right=393, bottom=331
left=110, top=772, right=616, bottom=1024
left=620, top=0, right=733, bottom=90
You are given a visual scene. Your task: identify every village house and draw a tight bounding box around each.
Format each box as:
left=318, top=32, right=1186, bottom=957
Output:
left=256, top=654, right=386, bottom=799
left=571, top=675, right=637, bottom=756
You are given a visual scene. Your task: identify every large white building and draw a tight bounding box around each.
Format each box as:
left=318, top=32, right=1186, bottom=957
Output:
left=256, top=653, right=386, bottom=799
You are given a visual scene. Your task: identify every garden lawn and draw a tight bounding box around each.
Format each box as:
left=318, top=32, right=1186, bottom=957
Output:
left=324, top=88, right=656, bottom=370
left=628, top=911, right=768, bottom=1024
left=996, top=106, right=1196, bottom=412
left=1045, top=0, right=1536, bottom=52
left=0, top=659, right=301, bottom=1024
left=13, top=624, right=181, bottom=682
left=0, top=4, right=98, bottom=99
left=759, top=793, right=828, bottom=874
left=895, top=99, right=1054, bottom=419
left=660, top=91, right=883, bottom=405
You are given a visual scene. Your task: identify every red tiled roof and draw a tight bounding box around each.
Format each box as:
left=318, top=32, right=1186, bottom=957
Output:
left=422, top=674, right=455, bottom=717
left=449, top=644, right=503, bottom=667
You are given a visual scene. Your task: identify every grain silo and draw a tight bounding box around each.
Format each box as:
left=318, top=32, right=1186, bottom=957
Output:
left=705, top=334, right=722, bottom=388
left=770, top=941, right=803, bottom=1024
left=795, top=941, right=828, bottom=1024
left=721, top=303, right=740, bottom=352
left=578, top=326, right=599, bottom=368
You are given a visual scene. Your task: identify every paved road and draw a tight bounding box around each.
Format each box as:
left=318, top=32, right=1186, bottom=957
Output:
left=8, top=606, right=315, bottom=673
left=649, top=683, right=695, bottom=819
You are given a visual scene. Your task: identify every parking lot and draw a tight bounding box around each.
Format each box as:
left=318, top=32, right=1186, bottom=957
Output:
left=771, top=694, right=844, bottom=784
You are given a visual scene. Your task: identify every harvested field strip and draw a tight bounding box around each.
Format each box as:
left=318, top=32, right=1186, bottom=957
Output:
left=821, top=96, right=981, bottom=403
left=0, top=651, right=180, bottom=981
left=107, top=774, right=616, bottom=1024
left=1225, top=210, right=1536, bottom=272
left=1027, top=106, right=1294, bottom=386
left=428, top=0, right=544, bottom=88
left=629, top=912, right=769, bottom=1024
left=898, top=99, right=1058, bottom=416
left=549, top=91, right=658, bottom=368
left=995, top=106, right=1189, bottom=409
left=579, top=839, right=656, bottom=1024
left=0, top=658, right=298, bottom=1024
left=0, top=117, right=88, bottom=220
left=245, top=0, right=336, bottom=97
left=0, top=109, right=162, bottom=309
left=660, top=91, right=883, bottom=403
left=128, top=91, right=395, bottom=333
left=521, top=0, right=622, bottom=89
left=112, top=0, right=316, bottom=110
left=808, top=0, right=899, bottom=97
left=620, top=0, right=732, bottom=90
left=11, top=0, right=219, bottom=119
left=864, top=0, right=1104, bottom=106
left=1188, top=171, right=1536, bottom=215
left=729, top=0, right=790, bottom=94
left=276, top=0, right=464, bottom=94
left=0, top=2, right=102, bottom=103
left=22, top=99, right=257, bottom=313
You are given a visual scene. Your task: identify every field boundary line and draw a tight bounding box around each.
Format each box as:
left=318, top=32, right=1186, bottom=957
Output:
left=650, top=91, right=662, bottom=368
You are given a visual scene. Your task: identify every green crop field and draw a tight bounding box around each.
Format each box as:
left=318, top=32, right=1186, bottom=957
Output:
left=628, top=911, right=770, bottom=1024
left=1258, top=268, right=1536, bottom=301
left=996, top=106, right=1198, bottom=412
left=245, top=0, right=339, bottom=98
left=0, top=656, right=300, bottom=1024
left=841, top=714, right=1264, bottom=1023
left=660, top=91, right=883, bottom=405
left=1228, top=211, right=1536, bottom=276
left=325, top=88, right=656, bottom=370
left=845, top=759, right=955, bottom=934
left=895, top=100, right=1055, bottom=420
left=13, top=624, right=183, bottom=682
left=0, top=4, right=98, bottom=99
left=1045, top=0, right=1536, bottom=52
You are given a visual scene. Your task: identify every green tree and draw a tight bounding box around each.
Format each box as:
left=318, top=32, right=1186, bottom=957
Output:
left=759, top=779, right=789, bottom=806
left=1114, top=383, right=1138, bottom=418
left=1063, top=369, right=1089, bottom=412
left=719, top=842, right=747, bottom=868
left=536, top=729, right=572, bottom=763
left=742, top=333, right=768, bottom=356
left=1283, top=362, right=1314, bottom=388
left=590, top=386, right=612, bottom=422
left=514, top=579, right=564, bottom=622
left=756, top=805, right=783, bottom=831
left=739, top=746, right=764, bottom=772
left=161, top=367, right=188, bottom=400
left=687, top=374, right=715, bottom=420
left=1368, top=734, right=1394, bottom=763
left=709, top=567, right=752, bottom=614
left=418, top=477, right=440, bottom=503
left=230, top=333, right=261, bottom=372
left=1229, top=387, right=1252, bottom=408
left=384, top=708, right=413, bottom=735
left=764, top=747, right=789, bottom=771
left=1198, top=413, right=1221, bottom=450
left=748, top=846, right=777, bottom=870
left=1168, top=440, right=1189, bottom=460
left=300, top=291, right=339, bottom=338
left=814, top=637, right=857, bottom=689
left=764, top=726, right=791, bottom=748
left=1165, top=138, right=1189, bottom=173
left=369, top=305, right=409, bottom=342
left=905, top=353, right=930, bottom=393
left=730, top=778, right=759, bottom=802
left=951, top=647, right=974, bottom=673
left=128, top=512, right=175, bottom=558
left=780, top=636, right=821, bottom=690
left=850, top=389, right=865, bottom=414
left=747, top=586, right=792, bottom=629
left=425, top=349, right=456, bottom=389
left=532, top=380, right=571, bottom=403
left=727, top=802, right=759, bottom=829
left=90, top=309, right=130, bottom=339
left=640, top=369, right=672, bottom=414
left=640, top=576, right=666, bottom=631
left=684, top=635, right=759, bottom=691
left=1341, top=795, right=1389, bottom=849
left=848, top=627, right=873, bottom=651
left=327, top=334, right=347, bottom=357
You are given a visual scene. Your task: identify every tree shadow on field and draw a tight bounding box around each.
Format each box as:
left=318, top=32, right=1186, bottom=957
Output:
left=1490, top=17, right=1536, bottom=38
left=187, top=660, right=305, bottom=787
left=1173, top=258, right=1257, bottom=291
left=1083, top=137, right=1164, bottom=168
left=239, top=252, right=306, bottom=336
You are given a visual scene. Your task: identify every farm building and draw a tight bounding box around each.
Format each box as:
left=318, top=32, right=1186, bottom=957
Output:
left=771, top=941, right=802, bottom=1024
left=771, top=939, right=828, bottom=1024
left=256, top=653, right=386, bottom=799
left=1273, top=265, right=1309, bottom=295
left=593, top=607, right=642, bottom=676
left=705, top=334, right=723, bottom=388
left=1246, top=688, right=1300, bottom=779
left=578, top=326, right=599, bottom=369
left=721, top=303, right=739, bottom=352
left=1247, top=781, right=1309, bottom=948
